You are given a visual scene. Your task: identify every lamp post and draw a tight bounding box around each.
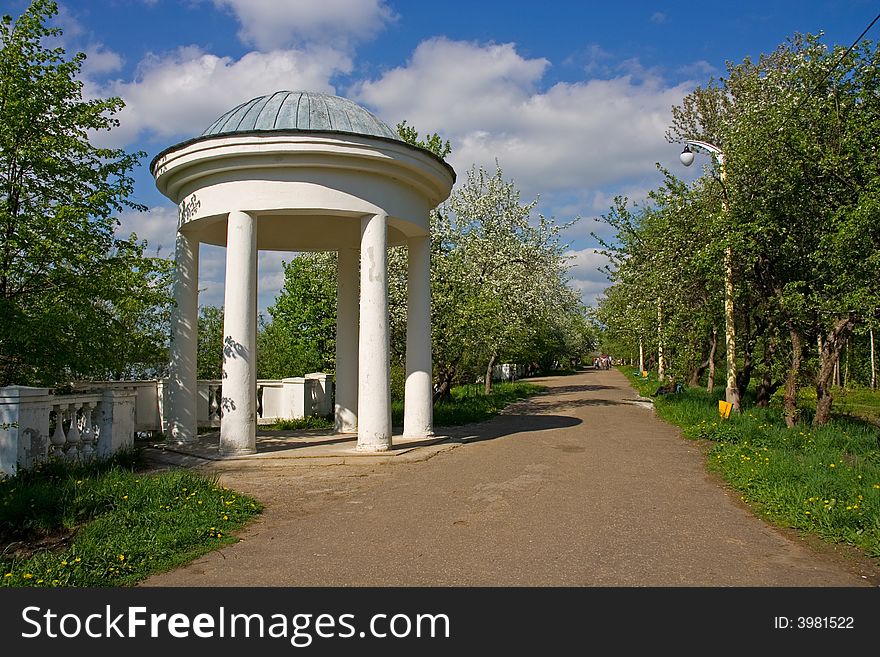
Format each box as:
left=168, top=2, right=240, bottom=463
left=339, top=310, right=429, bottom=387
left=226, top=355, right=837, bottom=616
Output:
left=680, top=139, right=741, bottom=412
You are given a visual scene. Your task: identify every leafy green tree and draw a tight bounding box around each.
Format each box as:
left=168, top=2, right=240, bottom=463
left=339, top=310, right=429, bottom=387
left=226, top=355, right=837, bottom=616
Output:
left=432, top=164, right=580, bottom=396
left=196, top=305, right=224, bottom=379
left=258, top=252, right=337, bottom=379
left=0, top=0, right=170, bottom=385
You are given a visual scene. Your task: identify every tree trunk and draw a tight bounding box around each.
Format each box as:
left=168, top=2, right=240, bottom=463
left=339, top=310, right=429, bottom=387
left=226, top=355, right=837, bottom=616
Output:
left=433, top=363, right=458, bottom=403
left=484, top=353, right=497, bottom=395
left=735, top=310, right=754, bottom=402
left=689, top=329, right=717, bottom=388
left=814, top=313, right=857, bottom=426
left=784, top=328, right=802, bottom=428
left=657, top=299, right=665, bottom=382
left=755, top=337, right=779, bottom=407
left=871, top=327, right=876, bottom=391
left=638, top=337, right=644, bottom=373
left=723, top=244, right=740, bottom=411
left=706, top=327, right=717, bottom=394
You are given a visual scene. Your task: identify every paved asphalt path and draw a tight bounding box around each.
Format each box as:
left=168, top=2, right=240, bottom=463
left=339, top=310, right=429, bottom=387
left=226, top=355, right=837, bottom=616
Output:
left=142, top=368, right=877, bottom=586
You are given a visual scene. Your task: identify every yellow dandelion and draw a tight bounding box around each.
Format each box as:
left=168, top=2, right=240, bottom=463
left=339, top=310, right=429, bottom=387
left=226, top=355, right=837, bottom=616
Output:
left=122, top=495, right=128, bottom=500
left=118, top=554, right=125, bottom=562
left=4, top=573, right=11, bottom=578
left=23, top=573, right=33, bottom=579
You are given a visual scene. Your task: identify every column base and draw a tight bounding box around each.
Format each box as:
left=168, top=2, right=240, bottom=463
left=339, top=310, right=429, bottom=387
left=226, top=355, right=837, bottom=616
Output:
left=355, top=438, right=392, bottom=452
left=219, top=446, right=257, bottom=457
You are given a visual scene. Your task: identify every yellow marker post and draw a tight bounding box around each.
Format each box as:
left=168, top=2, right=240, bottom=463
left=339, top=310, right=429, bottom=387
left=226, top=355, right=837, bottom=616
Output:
left=718, top=400, right=733, bottom=419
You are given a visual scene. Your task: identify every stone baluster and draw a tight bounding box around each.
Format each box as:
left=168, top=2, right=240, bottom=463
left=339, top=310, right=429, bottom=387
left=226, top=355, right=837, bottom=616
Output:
left=80, top=401, right=95, bottom=460
left=211, top=383, right=222, bottom=422
left=65, top=402, right=82, bottom=461
left=50, top=404, right=67, bottom=458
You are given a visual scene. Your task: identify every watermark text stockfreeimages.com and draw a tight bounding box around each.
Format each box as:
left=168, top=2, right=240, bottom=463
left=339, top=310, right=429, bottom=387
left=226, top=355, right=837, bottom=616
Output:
left=21, top=605, right=451, bottom=647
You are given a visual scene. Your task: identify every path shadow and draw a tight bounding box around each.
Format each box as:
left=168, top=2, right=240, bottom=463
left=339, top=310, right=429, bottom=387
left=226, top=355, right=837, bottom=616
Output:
left=544, top=384, right=619, bottom=395
left=439, top=413, right=582, bottom=445
left=526, top=397, right=629, bottom=412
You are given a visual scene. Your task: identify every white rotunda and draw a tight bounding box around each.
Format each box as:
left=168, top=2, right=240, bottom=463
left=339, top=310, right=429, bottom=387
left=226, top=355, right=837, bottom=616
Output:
left=151, top=91, right=455, bottom=454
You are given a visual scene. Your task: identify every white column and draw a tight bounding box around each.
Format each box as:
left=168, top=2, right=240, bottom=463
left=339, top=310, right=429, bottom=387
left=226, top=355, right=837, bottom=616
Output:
left=335, top=247, right=359, bottom=432
left=220, top=210, right=257, bottom=455
left=357, top=213, right=391, bottom=451
left=167, top=230, right=199, bottom=444
left=404, top=233, right=433, bottom=437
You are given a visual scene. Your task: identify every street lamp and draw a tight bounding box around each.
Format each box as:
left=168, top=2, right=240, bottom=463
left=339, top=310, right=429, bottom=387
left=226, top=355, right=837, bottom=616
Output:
left=679, top=139, right=741, bottom=412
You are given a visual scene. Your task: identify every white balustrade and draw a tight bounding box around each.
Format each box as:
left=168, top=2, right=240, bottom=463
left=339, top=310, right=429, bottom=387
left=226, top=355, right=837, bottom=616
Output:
left=1, top=388, right=134, bottom=477
left=3, top=374, right=334, bottom=475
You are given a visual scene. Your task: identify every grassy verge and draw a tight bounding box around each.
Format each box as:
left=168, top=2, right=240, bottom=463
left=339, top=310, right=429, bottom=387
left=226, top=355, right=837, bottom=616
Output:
left=392, top=381, right=546, bottom=427
left=261, top=415, right=335, bottom=431
left=623, top=368, right=880, bottom=559
left=1, top=449, right=262, bottom=587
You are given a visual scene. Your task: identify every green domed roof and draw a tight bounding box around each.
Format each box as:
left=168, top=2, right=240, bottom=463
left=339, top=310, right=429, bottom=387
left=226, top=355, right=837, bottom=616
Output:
left=201, top=91, right=400, bottom=141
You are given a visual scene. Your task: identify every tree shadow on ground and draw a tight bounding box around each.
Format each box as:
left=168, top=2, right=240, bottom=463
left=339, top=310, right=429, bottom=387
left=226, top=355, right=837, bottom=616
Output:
left=438, top=413, right=582, bottom=445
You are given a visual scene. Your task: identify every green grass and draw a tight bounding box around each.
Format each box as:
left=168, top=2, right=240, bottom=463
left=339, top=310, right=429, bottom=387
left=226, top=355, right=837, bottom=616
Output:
left=391, top=381, right=546, bottom=427
left=1, top=449, right=262, bottom=587
left=261, top=415, right=335, bottom=431
left=622, top=368, right=880, bottom=558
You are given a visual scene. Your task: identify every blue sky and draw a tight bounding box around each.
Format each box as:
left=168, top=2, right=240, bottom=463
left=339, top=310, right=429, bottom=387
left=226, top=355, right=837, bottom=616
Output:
left=12, top=0, right=878, bottom=313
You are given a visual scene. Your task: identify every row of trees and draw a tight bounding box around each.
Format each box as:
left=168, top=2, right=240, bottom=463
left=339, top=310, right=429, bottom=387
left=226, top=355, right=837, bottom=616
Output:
left=199, top=158, right=595, bottom=400
left=595, top=33, right=880, bottom=425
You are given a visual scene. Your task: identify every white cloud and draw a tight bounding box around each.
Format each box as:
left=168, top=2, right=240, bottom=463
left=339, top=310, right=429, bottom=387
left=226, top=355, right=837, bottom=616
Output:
left=116, top=206, right=177, bottom=258
left=354, top=38, right=692, bottom=202
left=356, top=38, right=549, bottom=136
left=565, top=247, right=613, bottom=308
left=91, top=46, right=350, bottom=147
left=81, top=44, right=124, bottom=77
left=213, top=0, right=395, bottom=51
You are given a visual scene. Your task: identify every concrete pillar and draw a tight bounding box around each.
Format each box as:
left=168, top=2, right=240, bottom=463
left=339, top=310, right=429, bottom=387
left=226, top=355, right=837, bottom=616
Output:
left=98, top=389, right=136, bottom=458
left=335, top=246, right=359, bottom=432
left=357, top=213, right=391, bottom=451
left=306, top=372, right=332, bottom=417
left=282, top=377, right=310, bottom=419
left=0, top=386, right=51, bottom=476
left=404, top=233, right=433, bottom=437
left=167, top=230, right=199, bottom=444
left=220, top=210, right=257, bottom=455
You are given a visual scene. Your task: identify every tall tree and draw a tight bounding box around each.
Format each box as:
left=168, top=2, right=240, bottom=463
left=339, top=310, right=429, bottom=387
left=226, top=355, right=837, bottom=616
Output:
left=258, top=252, right=337, bottom=379
left=0, top=0, right=170, bottom=385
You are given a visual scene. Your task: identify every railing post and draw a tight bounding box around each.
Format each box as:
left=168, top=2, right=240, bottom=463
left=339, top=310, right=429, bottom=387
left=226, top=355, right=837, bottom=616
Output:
left=65, top=402, right=82, bottom=461
left=1, top=386, right=51, bottom=476
left=98, top=389, right=136, bottom=458
left=305, top=373, right=332, bottom=417
left=282, top=377, right=309, bottom=419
